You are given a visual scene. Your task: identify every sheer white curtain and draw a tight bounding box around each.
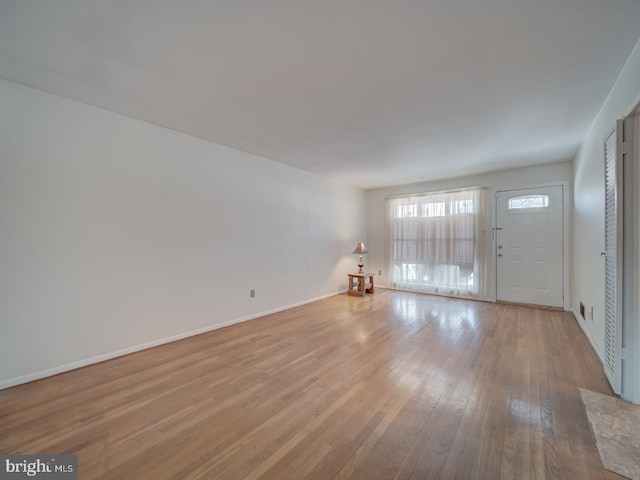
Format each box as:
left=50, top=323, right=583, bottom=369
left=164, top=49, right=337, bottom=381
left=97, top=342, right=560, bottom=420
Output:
left=384, top=187, right=490, bottom=299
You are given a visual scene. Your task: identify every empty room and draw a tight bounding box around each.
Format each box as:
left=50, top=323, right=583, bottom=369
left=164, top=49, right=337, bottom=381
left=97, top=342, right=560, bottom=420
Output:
left=2, top=1, right=640, bottom=479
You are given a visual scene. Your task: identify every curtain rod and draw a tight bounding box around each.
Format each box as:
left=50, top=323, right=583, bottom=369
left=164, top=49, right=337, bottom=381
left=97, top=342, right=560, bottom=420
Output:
left=384, top=185, right=487, bottom=200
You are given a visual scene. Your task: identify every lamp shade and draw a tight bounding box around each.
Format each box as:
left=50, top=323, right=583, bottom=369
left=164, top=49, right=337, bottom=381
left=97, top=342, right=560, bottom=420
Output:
left=352, top=242, right=369, bottom=255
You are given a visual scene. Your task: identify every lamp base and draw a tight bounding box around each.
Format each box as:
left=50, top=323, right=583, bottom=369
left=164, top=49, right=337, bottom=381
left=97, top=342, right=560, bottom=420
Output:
left=357, top=264, right=364, bottom=273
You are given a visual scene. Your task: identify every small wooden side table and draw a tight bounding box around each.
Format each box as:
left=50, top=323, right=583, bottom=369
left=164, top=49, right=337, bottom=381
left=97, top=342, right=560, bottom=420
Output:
left=347, top=273, right=375, bottom=297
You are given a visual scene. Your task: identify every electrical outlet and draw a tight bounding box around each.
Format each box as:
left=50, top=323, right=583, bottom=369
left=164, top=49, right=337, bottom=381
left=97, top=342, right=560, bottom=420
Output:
left=250, top=289, right=255, bottom=298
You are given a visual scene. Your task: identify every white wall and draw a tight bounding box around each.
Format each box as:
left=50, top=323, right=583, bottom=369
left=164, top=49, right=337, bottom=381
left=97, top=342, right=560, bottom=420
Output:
left=0, top=79, right=366, bottom=388
left=366, top=161, right=573, bottom=300
left=572, top=37, right=640, bottom=401
left=635, top=114, right=640, bottom=402
left=572, top=38, right=640, bottom=357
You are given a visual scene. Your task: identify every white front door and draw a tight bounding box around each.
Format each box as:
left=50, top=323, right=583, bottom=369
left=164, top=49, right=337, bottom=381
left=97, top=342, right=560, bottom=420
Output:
left=496, top=186, right=564, bottom=307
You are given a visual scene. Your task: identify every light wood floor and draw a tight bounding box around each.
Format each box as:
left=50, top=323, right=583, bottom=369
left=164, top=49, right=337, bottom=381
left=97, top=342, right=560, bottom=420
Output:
left=0, top=290, right=623, bottom=479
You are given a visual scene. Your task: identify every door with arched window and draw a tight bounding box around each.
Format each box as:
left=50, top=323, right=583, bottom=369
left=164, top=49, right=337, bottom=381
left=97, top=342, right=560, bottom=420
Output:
left=495, top=185, right=564, bottom=307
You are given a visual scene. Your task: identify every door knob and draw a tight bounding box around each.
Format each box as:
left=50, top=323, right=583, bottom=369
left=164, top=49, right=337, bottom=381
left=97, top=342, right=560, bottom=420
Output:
left=498, top=253, right=503, bottom=257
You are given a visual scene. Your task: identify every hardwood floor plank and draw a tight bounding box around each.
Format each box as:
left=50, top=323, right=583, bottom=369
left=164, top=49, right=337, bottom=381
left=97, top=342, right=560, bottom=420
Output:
left=0, top=291, right=618, bottom=479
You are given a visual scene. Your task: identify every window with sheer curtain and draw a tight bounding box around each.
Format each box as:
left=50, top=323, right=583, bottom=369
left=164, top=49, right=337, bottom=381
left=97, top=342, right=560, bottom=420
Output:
left=385, top=187, right=489, bottom=298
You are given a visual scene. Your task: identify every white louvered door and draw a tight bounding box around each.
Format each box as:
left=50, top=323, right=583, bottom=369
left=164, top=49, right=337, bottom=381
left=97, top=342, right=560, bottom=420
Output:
left=603, top=119, right=624, bottom=394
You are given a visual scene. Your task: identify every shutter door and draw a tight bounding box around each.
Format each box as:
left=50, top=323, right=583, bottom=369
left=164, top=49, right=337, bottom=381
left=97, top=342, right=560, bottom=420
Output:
left=603, top=120, right=623, bottom=394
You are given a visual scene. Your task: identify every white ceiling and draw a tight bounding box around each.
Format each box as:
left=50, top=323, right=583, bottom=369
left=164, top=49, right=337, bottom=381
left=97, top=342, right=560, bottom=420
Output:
left=1, top=1, right=640, bottom=189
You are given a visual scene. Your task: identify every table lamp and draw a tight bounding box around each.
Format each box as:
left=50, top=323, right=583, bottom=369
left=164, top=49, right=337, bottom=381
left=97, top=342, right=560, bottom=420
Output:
left=352, top=242, right=369, bottom=273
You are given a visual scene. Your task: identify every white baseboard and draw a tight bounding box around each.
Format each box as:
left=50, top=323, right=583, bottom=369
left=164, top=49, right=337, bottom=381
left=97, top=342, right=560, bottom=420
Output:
left=0, top=291, right=341, bottom=390
left=571, top=307, right=604, bottom=362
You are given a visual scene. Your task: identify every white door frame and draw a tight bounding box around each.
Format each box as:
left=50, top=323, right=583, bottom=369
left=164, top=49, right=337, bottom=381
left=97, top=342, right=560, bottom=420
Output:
left=491, top=181, right=571, bottom=311
left=622, top=110, right=639, bottom=403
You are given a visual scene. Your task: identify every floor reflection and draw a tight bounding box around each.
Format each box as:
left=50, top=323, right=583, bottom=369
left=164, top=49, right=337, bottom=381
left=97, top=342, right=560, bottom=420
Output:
left=391, top=293, right=480, bottom=335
